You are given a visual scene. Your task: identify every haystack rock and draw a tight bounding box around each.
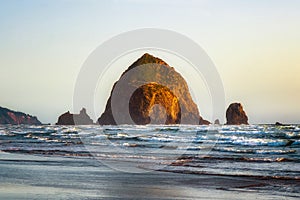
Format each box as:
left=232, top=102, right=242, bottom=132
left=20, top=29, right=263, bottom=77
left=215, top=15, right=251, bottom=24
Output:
left=56, top=108, right=93, bottom=125
left=98, top=53, right=210, bottom=125
left=0, top=106, right=41, bottom=125
left=226, top=103, right=249, bottom=125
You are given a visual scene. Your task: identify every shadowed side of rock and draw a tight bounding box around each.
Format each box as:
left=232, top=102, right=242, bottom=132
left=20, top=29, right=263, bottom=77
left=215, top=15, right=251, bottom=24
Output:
left=56, top=108, right=93, bottom=125
left=226, top=103, right=249, bottom=125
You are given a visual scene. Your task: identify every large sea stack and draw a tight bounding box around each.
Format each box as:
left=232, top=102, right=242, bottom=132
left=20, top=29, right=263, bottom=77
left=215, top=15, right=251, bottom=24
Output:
left=56, top=108, right=93, bottom=125
left=98, top=53, right=209, bottom=125
left=0, top=106, right=42, bottom=125
left=226, top=103, right=249, bottom=125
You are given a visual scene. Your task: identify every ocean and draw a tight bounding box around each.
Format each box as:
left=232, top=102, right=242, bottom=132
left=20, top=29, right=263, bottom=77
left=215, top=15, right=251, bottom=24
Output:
left=0, top=124, right=299, bottom=199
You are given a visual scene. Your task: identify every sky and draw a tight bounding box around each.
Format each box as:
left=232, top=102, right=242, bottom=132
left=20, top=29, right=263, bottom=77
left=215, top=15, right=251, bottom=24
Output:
left=0, top=0, right=299, bottom=124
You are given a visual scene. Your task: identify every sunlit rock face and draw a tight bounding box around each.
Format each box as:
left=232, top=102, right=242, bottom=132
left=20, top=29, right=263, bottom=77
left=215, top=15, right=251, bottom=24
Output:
left=129, top=83, right=181, bottom=125
left=226, top=103, right=249, bottom=125
left=98, top=53, right=209, bottom=125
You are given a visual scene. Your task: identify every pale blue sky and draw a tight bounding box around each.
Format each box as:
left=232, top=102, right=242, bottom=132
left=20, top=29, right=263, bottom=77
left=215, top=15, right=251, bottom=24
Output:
left=0, top=0, right=299, bottom=124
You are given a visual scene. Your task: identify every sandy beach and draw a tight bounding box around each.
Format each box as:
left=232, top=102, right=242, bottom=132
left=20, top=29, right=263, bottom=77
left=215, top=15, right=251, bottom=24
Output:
left=0, top=151, right=298, bottom=200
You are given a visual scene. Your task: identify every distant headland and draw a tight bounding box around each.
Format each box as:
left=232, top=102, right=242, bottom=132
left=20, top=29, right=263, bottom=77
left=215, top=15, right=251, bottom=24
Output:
left=0, top=106, right=41, bottom=125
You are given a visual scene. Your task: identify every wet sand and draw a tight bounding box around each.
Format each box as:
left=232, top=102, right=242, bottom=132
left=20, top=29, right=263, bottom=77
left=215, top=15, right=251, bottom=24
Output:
left=0, top=152, right=298, bottom=200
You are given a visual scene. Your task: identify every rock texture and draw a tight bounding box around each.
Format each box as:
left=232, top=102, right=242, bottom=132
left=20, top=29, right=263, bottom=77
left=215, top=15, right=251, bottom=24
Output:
left=226, top=103, right=249, bottom=125
left=129, top=82, right=181, bottom=125
left=98, top=53, right=209, bottom=125
left=0, top=106, right=41, bottom=125
left=56, top=108, right=93, bottom=125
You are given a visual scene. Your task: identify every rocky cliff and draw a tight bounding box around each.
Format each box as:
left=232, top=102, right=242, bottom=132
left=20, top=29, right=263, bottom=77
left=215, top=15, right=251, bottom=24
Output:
left=0, top=106, right=41, bottom=125
left=56, top=108, right=93, bottom=125
left=226, top=103, right=249, bottom=125
left=98, top=53, right=209, bottom=125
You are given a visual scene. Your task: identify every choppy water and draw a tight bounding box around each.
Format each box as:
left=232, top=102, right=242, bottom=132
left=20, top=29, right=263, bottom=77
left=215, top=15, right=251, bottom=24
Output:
left=0, top=124, right=299, bottom=197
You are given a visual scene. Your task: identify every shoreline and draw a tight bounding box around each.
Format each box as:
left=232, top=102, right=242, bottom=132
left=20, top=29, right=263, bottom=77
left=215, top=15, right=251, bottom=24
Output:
left=0, top=152, right=299, bottom=200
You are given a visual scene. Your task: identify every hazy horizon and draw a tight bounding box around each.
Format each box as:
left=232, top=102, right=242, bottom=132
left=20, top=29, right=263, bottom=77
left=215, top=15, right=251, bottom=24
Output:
left=0, top=0, right=299, bottom=124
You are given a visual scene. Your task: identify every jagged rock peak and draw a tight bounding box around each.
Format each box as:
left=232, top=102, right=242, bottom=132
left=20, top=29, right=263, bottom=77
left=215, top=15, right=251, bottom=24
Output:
left=133, top=53, right=168, bottom=66
left=56, top=108, right=93, bottom=125
left=122, top=53, right=170, bottom=75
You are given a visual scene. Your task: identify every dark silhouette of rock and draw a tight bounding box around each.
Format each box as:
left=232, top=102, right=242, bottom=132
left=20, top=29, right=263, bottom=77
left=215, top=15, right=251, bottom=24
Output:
left=275, top=122, right=284, bottom=126
left=56, top=108, right=93, bottom=125
left=98, top=53, right=209, bottom=125
left=199, top=118, right=210, bottom=125
left=0, top=106, right=41, bottom=125
left=226, top=103, right=249, bottom=125
left=214, top=119, right=220, bottom=125
left=285, top=140, right=294, bottom=146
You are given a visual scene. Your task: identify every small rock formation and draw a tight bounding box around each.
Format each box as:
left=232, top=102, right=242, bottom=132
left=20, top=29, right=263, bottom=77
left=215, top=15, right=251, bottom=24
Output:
left=0, top=106, right=42, bottom=125
left=56, top=108, right=93, bottom=125
left=214, top=119, right=220, bottom=125
left=226, top=103, right=249, bottom=125
left=275, top=122, right=284, bottom=126
left=98, top=53, right=210, bottom=125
